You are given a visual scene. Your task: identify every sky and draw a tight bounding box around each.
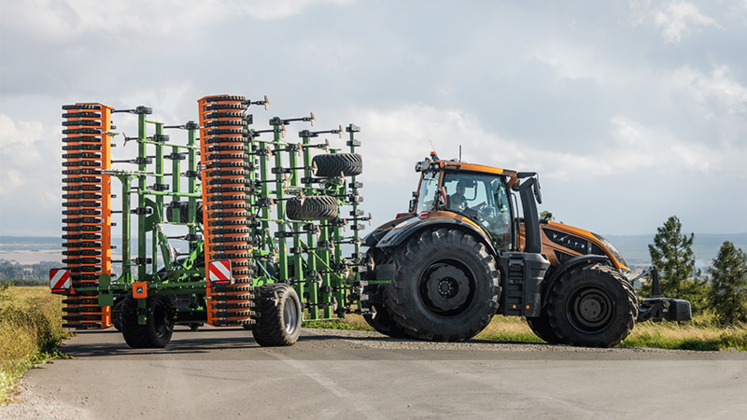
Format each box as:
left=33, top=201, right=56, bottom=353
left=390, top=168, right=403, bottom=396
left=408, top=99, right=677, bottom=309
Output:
left=1, top=0, right=746, bottom=238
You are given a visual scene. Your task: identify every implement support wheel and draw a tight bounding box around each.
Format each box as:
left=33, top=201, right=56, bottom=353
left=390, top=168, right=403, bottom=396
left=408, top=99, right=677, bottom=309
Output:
left=253, top=283, right=303, bottom=347
left=120, top=294, right=175, bottom=349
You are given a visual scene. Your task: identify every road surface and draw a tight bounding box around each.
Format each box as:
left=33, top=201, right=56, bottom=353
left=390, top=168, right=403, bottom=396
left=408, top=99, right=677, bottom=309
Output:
left=2, top=327, right=745, bottom=419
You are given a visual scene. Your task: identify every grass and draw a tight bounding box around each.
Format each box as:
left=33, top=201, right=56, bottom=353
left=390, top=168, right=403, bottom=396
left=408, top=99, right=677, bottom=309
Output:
left=303, top=314, right=373, bottom=331
left=0, top=285, right=71, bottom=404
left=304, top=313, right=747, bottom=351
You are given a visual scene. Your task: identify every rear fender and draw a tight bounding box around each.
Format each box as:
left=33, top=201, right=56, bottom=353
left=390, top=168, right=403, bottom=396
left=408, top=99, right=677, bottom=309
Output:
left=375, top=215, right=495, bottom=255
left=540, top=255, right=611, bottom=307
left=363, top=215, right=415, bottom=248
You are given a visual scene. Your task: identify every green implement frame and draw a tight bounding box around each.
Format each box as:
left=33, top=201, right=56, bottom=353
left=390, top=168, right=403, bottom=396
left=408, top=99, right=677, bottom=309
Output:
left=54, top=96, right=376, bottom=348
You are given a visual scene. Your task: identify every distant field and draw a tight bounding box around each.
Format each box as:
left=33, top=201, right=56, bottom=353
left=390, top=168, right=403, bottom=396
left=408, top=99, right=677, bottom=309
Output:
left=0, top=252, right=62, bottom=265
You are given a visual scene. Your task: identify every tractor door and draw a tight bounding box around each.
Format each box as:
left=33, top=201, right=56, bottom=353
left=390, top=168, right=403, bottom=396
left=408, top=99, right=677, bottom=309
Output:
left=441, top=172, right=514, bottom=251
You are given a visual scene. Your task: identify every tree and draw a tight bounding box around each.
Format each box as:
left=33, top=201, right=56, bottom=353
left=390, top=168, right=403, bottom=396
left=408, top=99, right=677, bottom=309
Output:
left=642, top=216, right=708, bottom=315
left=708, top=241, right=747, bottom=325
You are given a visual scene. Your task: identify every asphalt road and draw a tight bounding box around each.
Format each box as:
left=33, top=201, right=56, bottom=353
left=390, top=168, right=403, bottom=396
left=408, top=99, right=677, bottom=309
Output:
left=2, top=327, right=746, bottom=420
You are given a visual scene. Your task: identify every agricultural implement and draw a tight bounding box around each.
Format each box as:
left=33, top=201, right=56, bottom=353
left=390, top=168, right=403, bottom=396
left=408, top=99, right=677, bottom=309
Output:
left=52, top=95, right=371, bottom=347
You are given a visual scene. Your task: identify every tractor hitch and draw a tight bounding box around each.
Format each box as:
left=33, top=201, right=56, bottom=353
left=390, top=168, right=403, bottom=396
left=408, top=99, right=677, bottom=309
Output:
left=633, top=266, right=692, bottom=322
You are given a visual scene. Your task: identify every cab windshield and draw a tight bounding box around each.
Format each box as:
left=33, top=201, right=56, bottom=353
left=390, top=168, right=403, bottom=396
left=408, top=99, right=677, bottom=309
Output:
left=443, top=172, right=513, bottom=251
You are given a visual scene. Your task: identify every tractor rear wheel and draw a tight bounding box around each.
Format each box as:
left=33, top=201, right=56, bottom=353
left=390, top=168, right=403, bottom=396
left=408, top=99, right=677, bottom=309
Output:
left=362, top=285, right=411, bottom=339
left=120, top=294, right=175, bottom=348
left=361, top=250, right=410, bottom=338
left=253, top=283, right=302, bottom=347
left=546, top=263, right=637, bottom=347
left=385, top=228, right=501, bottom=342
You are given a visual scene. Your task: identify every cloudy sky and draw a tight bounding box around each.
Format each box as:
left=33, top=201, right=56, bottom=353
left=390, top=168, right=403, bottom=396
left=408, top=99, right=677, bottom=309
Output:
left=1, top=0, right=746, bottom=238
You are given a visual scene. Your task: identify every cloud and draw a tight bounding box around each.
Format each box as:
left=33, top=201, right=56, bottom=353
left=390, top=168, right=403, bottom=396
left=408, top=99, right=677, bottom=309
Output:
left=1, top=0, right=358, bottom=36
left=667, top=65, right=747, bottom=147
left=0, top=115, right=63, bottom=235
left=347, top=103, right=739, bottom=182
left=628, top=1, right=722, bottom=43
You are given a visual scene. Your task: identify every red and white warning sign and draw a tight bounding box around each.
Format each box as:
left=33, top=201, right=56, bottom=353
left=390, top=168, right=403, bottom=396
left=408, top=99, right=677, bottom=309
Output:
left=49, top=269, right=71, bottom=294
left=208, top=260, right=233, bottom=285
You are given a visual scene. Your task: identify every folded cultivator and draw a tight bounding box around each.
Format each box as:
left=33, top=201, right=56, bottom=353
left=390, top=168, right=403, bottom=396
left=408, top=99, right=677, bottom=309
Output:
left=53, top=95, right=371, bottom=347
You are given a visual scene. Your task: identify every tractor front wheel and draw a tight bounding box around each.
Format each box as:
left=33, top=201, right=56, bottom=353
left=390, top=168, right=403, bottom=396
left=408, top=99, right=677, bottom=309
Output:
left=546, top=263, right=637, bottom=347
left=526, top=311, right=561, bottom=344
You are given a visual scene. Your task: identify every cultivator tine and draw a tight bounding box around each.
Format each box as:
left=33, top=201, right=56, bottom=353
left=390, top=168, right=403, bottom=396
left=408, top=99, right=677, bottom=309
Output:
left=304, top=138, right=330, bottom=151
left=246, top=95, right=270, bottom=110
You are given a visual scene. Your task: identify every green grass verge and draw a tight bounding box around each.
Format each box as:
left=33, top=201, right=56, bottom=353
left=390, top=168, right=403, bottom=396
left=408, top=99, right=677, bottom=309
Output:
left=302, top=319, right=374, bottom=331
left=0, top=285, right=72, bottom=404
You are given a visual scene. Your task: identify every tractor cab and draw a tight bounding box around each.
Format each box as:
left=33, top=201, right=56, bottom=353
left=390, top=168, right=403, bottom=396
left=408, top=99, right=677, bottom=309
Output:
left=410, top=152, right=541, bottom=253
left=414, top=164, right=515, bottom=251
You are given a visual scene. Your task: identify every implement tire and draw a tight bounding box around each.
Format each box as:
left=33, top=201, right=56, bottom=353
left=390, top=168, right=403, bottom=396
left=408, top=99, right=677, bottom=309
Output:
left=286, top=195, right=338, bottom=221
left=120, top=294, right=175, bottom=348
left=253, top=283, right=302, bottom=347
left=313, top=153, right=362, bottom=177
left=546, top=263, right=637, bottom=348
left=385, top=228, right=501, bottom=342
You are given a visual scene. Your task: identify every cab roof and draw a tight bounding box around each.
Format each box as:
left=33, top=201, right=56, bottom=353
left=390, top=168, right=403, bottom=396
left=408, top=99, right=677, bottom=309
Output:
left=426, top=157, right=520, bottom=188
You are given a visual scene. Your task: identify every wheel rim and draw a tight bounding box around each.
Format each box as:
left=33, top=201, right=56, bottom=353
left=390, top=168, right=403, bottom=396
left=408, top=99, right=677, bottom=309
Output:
left=566, top=286, right=614, bottom=333
left=283, top=299, right=299, bottom=335
left=418, top=259, right=476, bottom=317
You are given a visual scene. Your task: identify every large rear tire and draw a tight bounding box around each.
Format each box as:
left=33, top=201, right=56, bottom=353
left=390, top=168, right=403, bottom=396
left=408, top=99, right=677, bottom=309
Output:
left=120, top=294, right=175, bottom=349
left=361, top=250, right=410, bottom=338
left=546, top=263, right=637, bottom=347
left=385, top=228, right=501, bottom=342
left=362, top=286, right=411, bottom=338
left=253, top=283, right=302, bottom=347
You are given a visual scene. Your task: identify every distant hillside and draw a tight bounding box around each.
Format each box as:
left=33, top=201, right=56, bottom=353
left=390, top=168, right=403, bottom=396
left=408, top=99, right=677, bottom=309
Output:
left=605, top=233, right=747, bottom=266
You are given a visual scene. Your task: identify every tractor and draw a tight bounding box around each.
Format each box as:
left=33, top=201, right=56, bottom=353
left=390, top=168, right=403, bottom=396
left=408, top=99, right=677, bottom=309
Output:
left=361, top=152, right=691, bottom=347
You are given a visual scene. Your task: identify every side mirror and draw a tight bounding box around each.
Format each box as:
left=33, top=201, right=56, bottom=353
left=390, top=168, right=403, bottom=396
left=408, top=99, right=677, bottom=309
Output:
left=408, top=199, right=416, bottom=213
left=533, top=178, right=542, bottom=204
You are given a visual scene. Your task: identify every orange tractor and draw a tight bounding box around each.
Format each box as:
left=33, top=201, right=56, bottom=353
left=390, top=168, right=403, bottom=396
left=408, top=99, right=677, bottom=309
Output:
left=362, top=153, right=691, bottom=347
